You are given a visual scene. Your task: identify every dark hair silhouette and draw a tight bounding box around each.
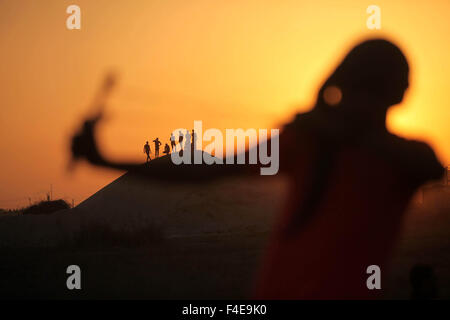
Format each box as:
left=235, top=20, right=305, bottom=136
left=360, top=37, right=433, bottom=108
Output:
left=284, top=39, right=412, bottom=236
left=317, top=39, right=409, bottom=111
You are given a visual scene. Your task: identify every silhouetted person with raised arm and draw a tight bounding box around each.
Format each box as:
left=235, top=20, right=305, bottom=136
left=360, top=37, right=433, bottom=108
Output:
left=178, top=130, right=184, bottom=150
left=163, top=143, right=171, bottom=156
left=70, top=38, right=444, bottom=299
left=170, top=133, right=176, bottom=152
left=143, top=141, right=151, bottom=162
left=153, top=138, right=162, bottom=158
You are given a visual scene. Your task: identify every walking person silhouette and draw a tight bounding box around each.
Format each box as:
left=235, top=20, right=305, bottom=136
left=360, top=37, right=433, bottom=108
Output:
left=70, top=38, right=444, bottom=299
left=143, top=141, right=151, bottom=162
left=153, top=138, right=162, bottom=158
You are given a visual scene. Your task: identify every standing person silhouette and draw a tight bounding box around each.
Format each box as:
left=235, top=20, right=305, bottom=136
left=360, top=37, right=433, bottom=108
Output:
left=153, top=138, right=162, bottom=158
left=170, top=133, right=176, bottom=152
left=178, top=130, right=184, bottom=150
left=70, top=38, right=444, bottom=299
left=143, top=141, right=151, bottom=162
left=184, top=130, right=191, bottom=151
left=192, top=129, right=197, bottom=150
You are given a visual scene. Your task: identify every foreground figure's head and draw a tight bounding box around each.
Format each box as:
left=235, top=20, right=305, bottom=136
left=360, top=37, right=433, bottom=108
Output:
left=319, top=38, right=409, bottom=111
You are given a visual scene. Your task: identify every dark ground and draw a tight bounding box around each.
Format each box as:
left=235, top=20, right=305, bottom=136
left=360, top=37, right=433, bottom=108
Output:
left=0, top=233, right=266, bottom=299
left=1, top=227, right=449, bottom=300
left=1, top=188, right=449, bottom=300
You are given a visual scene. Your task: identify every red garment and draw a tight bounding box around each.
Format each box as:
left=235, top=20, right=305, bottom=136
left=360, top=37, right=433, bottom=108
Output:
left=254, top=113, right=443, bottom=299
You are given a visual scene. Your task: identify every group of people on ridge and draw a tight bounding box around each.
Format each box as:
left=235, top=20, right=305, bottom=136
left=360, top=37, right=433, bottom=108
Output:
left=143, top=129, right=197, bottom=162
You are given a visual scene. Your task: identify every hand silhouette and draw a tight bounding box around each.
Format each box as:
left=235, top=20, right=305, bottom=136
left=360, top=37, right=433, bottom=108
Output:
left=70, top=112, right=105, bottom=166
left=69, top=72, right=117, bottom=170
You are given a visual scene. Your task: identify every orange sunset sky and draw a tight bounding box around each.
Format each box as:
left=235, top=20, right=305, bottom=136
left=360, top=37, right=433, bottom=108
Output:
left=0, top=0, right=449, bottom=209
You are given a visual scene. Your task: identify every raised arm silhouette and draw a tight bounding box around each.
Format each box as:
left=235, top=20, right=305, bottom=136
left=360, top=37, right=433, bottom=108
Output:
left=70, top=38, right=444, bottom=299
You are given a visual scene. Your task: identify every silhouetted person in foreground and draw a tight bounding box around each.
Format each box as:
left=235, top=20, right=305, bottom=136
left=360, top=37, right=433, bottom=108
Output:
left=170, top=133, right=176, bottom=151
left=163, top=143, right=171, bottom=156
left=153, top=138, right=162, bottom=158
left=70, top=38, right=444, bottom=299
left=143, top=141, right=151, bottom=162
left=410, top=264, right=438, bottom=300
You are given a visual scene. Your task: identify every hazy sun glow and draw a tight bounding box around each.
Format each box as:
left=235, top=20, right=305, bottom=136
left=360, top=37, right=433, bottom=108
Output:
left=0, top=0, right=449, bottom=208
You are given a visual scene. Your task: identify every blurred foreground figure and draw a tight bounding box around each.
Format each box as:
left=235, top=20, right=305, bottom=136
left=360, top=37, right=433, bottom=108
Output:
left=253, top=39, right=443, bottom=299
left=70, top=39, right=444, bottom=299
